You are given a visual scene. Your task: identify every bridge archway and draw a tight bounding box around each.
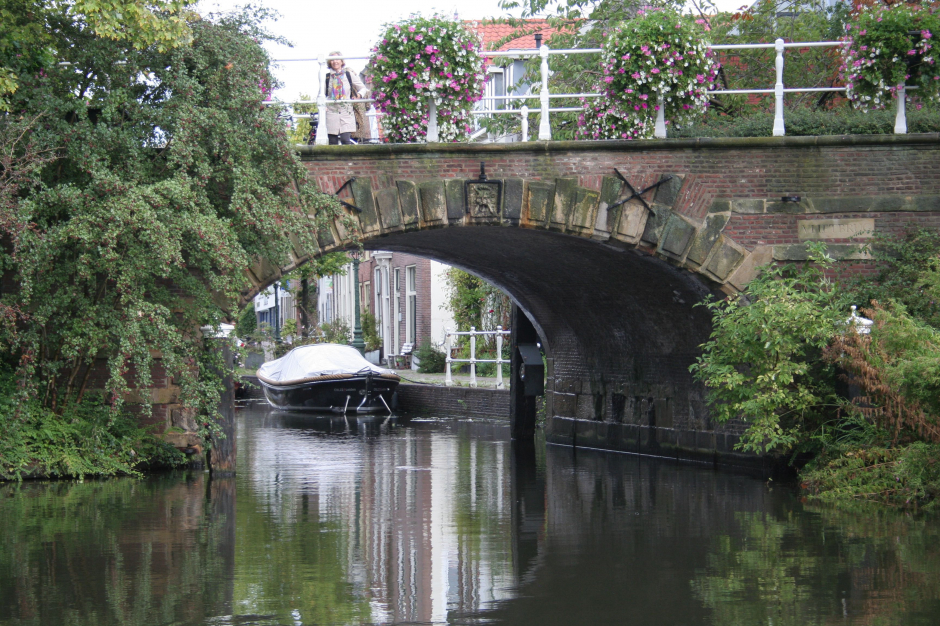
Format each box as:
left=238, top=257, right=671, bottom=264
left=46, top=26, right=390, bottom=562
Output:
left=240, top=137, right=940, bottom=462
left=244, top=170, right=750, bottom=451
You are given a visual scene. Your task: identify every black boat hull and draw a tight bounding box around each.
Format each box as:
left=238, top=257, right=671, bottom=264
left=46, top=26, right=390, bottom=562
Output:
left=259, top=374, right=399, bottom=413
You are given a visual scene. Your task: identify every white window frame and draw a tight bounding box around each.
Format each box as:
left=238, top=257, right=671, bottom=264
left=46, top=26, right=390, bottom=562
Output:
left=406, top=265, right=416, bottom=345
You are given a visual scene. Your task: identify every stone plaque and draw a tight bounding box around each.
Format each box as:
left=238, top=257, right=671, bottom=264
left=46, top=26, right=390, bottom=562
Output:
left=467, top=182, right=500, bottom=217
left=798, top=218, right=874, bottom=241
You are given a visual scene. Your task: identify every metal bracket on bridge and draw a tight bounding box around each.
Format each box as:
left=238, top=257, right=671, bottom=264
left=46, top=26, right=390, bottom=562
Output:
left=332, top=177, right=362, bottom=213
left=608, top=169, right=673, bottom=215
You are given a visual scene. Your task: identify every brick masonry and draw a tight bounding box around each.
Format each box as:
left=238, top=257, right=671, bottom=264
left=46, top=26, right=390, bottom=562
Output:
left=397, top=383, right=510, bottom=419
left=184, top=137, right=940, bottom=463
left=358, top=252, right=433, bottom=354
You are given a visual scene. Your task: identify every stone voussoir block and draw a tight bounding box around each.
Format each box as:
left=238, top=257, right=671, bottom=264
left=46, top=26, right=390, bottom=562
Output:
left=375, top=187, right=403, bottom=231
left=658, top=213, right=698, bottom=261
left=701, top=236, right=747, bottom=283
left=418, top=180, right=447, bottom=224
left=396, top=180, right=420, bottom=226
left=687, top=213, right=730, bottom=267
left=350, top=178, right=380, bottom=234
left=525, top=180, right=556, bottom=226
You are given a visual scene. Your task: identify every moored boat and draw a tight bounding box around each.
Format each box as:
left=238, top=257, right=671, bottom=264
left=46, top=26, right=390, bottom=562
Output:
left=256, top=343, right=400, bottom=413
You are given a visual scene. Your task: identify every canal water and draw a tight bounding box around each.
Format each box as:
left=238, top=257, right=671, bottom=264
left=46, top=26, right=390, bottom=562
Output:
left=2, top=403, right=940, bottom=626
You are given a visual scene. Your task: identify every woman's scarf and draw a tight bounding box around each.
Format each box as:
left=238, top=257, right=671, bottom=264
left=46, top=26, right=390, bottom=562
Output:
left=329, top=70, right=346, bottom=101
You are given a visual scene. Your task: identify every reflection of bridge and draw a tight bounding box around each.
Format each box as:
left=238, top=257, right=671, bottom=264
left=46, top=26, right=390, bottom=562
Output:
left=238, top=136, right=940, bottom=463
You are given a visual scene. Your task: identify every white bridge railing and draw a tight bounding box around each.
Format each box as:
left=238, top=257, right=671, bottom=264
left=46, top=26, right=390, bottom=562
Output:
left=266, top=39, right=915, bottom=143
left=444, top=326, right=511, bottom=389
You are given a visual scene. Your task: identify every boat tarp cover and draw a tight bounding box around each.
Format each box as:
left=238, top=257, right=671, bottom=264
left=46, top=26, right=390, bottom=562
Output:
left=257, top=344, right=395, bottom=384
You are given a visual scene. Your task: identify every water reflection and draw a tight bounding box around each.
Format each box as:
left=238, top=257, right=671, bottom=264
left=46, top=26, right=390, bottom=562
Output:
left=1, top=404, right=940, bottom=626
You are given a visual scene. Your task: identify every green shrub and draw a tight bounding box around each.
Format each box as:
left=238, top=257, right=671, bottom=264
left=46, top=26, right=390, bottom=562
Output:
left=690, top=243, right=848, bottom=454
left=360, top=311, right=381, bottom=352
left=320, top=318, right=351, bottom=344
left=673, top=106, right=940, bottom=138
left=0, top=368, right=186, bottom=481
left=414, top=340, right=447, bottom=373
left=802, top=442, right=940, bottom=510
left=235, top=302, right=257, bottom=338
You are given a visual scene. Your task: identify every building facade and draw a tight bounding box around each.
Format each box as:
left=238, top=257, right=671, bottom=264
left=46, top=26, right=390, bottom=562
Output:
left=318, top=252, right=455, bottom=365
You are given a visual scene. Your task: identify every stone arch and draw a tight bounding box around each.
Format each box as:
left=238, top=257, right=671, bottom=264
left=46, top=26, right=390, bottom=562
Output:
left=240, top=173, right=768, bottom=454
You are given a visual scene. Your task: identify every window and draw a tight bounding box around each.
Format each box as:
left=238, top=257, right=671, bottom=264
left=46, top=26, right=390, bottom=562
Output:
left=406, top=265, right=416, bottom=345
left=363, top=281, right=370, bottom=313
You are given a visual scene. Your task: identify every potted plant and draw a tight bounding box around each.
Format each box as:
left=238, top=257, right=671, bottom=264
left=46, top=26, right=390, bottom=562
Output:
left=841, top=3, right=940, bottom=109
left=370, top=15, right=486, bottom=142
left=578, top=7, right=718, bottom=140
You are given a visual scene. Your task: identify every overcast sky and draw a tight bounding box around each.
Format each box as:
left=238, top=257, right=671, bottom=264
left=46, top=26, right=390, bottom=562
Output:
left=196, top=0, right=746, bottom=102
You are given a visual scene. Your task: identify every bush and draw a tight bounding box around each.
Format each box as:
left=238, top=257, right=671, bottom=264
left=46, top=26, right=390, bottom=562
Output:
left=414, top=340, right=447, bottom=373
left=0, top=369, right=186, bottom=481
left=235, top=302, right=257, bottom=338
left=672, top=106, right=940, bottom=138
left=690, top=243, right=848, bottom=454
left=320, top=318, right=351, bottom=344
left=360, top=311, right=381, bottom=352
left=802, top=442, right=940, bottom=510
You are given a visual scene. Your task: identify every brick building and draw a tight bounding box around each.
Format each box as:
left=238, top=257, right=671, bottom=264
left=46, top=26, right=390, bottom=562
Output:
left=317, top=252, right=455, bottom=366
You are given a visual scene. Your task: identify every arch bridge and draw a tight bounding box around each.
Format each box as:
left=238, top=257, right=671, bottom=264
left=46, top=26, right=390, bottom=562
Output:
left=241, top=135, right=940, bottom=466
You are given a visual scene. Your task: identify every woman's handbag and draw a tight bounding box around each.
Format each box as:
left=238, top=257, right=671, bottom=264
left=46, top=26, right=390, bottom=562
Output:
left=348, top=73, right=370, bottom=141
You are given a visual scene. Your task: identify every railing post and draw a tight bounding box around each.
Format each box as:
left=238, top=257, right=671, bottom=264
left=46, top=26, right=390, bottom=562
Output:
left=895, top=86, right=908, bottom=134
left=427, top=100, right=439, bottom=142
left=654, top=93, right=666, bottom=139
left=520, top=105, right=529, bottom=142
left=367, top=104, right=378, bottom=142
left=469, top=326, right=477, bottom=388
left=538, top=44, right=551, bottom=141
left=444, top=328, right=453, bottom=386
left=495, top=325, right=504, bottom=389
left=773, top=38, right=785, bottom=137
left=316, top=53, right=329, bottom=145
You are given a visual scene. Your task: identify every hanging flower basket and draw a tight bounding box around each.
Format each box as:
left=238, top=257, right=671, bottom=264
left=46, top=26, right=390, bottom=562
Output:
left=841, top=4, right=940, bottom=109
left=577, top=8, right=718, bottom=140
left=370, top=15, right=486, bottom=143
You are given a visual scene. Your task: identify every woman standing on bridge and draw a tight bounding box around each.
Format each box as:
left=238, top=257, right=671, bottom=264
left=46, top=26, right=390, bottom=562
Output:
left=325, top=51, right=370, bottom=145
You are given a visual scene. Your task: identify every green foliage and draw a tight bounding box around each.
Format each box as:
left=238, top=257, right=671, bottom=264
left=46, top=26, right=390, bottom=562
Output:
left=690, top=244, right=848, bottom=453
left=851, top=227, right=940, bottom=330
left=444, top=268, right=511, bottom=334
left=281, top=318, right=298, bottom=340
left=414, top=340, right=447, bottom=373
left=370, top=15, right=486, bottom=142
left=803, top=442, right=940, bottom=509
left=0, top=367, right=185, bottom=480
left=673, top=104, right=940, bottom=137
left=706, top=0, right=850, bottom=113
left=842, top=3, right=940, bottom=108
left=359, top=311, right=380, bottom=352
left=578, top=8, right=717, bottom=140
left=235, top=302, right=257, bottom=338
left=320, top=318, right=351, bottom=344
left=1, top=0, right=197, bottom=113
left=0, top=7, right=343, bottom=430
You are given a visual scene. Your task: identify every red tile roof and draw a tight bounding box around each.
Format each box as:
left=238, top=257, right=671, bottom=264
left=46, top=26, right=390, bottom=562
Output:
left=464, top=19, right=570, bottom=52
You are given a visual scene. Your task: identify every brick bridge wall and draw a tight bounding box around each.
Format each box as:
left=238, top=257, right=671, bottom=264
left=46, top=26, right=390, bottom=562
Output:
left=240, top=135, right=940, bottom=463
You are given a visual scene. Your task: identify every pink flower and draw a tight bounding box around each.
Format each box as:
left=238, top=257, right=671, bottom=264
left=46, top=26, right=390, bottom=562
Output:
left=408, top=25, right=416, bottom=32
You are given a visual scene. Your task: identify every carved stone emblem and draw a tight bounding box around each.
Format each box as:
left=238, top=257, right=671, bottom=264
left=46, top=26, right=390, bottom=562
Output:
left=467, top=182, right=500, bottom=217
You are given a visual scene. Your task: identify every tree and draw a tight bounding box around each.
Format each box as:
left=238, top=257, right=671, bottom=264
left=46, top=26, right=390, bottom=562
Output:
left=0, top=0, right=197, bottom=112
left=0, top=7, right=343, bottom=428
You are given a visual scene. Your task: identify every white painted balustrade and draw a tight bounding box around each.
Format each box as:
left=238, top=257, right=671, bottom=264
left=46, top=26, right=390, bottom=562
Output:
left=444, top=326, right=511, bottom=389
left=266, top=41, right=914, bottom=142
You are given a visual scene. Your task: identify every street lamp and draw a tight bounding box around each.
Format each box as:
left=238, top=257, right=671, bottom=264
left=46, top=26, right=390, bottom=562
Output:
left=350, top=250, right=366, bottom=354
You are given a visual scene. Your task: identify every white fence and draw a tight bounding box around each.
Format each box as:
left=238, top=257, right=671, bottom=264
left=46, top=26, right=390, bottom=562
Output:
left=444, top=326, right=511, bottom=389
left=266, top=38, right=915, bottom=143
